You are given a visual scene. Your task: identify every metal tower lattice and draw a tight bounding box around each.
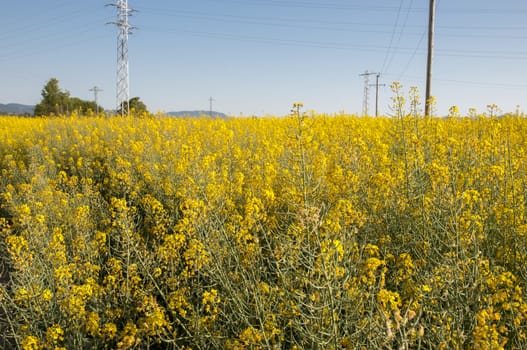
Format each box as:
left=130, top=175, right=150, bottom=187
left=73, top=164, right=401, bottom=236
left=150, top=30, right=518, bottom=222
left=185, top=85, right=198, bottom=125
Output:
left=89, top=86, right=103, bottom=114
left=360, top=71, right=377, bottom=117
left=108, top=0, right=135, bottom=116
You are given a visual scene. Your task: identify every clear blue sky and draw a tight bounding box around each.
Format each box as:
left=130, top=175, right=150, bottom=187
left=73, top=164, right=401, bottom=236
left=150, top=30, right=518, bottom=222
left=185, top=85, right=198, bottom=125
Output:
left=1, top=0, right=526, bottom=116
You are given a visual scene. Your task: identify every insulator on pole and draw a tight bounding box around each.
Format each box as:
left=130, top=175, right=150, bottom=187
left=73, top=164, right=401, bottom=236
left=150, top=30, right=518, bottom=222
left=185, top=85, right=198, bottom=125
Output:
left=107, top=0, right=135, bottom=116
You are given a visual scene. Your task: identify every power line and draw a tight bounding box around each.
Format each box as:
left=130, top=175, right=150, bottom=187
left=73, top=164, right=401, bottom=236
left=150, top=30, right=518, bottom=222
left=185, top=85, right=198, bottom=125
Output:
left=140, top=6, right=527, bottom=32
left=154, top=29, right=527, bottom=60
left=396, top=31, right=426, bottom=81
left=202, top=0, right=527, bottom=14
left=433, top=78, right=527, bottom=89
left=383, top=0, right=414, bottom=74
left=381, top=0, right=404, bottom=73
left=200, top=0, right=427, bottom=12
left=139, top=10, right=527, bottom=42
left=0, top=9, right=99, bottom=42
left=140, top=10, right=395, bottom=36
left=384, top=74, right=527, bottom=90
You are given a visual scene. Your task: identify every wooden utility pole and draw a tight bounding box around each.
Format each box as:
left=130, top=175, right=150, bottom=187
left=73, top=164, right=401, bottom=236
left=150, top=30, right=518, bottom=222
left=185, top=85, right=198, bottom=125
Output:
left=425, top=0, right=435, bottom=117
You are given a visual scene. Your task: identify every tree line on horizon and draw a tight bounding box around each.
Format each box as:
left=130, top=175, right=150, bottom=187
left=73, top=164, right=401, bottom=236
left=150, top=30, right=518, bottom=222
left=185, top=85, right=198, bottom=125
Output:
left=33, top=78, right=148, bottom=116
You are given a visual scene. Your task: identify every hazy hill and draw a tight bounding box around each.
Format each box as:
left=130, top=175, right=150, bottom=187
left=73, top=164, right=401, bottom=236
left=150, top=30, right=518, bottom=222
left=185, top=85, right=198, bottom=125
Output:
left=0, top=103, right=35, bottom=115
left=0, top=105, right=229, bottom=118
left=165, top=110, right=228, bottom=119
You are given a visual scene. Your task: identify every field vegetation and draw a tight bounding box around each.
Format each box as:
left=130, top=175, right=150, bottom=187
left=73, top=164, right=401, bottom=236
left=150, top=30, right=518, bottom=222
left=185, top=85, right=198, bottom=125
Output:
left=1, top=89, right=527, bottom=349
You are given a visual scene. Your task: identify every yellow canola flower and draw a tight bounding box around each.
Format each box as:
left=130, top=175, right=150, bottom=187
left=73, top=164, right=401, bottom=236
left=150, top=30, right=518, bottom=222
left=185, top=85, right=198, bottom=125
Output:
left=239, top=326, right=262, bottom=346
left=4, top=108, right=527, bottom=349
left=42, top=289, right=53, bottom=301
left=101, top=323, right=118, bottom=340
left=85, top=312, right=100, bottom=336
left=45, top=324, right=64, bottom=345
left=377, top=289, right=401, bottom=312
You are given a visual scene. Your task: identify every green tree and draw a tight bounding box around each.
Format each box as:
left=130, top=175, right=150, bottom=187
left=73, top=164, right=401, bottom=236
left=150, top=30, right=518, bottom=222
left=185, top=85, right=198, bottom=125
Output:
left=118, top=97, right=148, bottom=116
left=67, top=97, right=99, bottom=115
left=34, top=78, right=103, bottom=116
left=34, top=78, right=70, bottom=115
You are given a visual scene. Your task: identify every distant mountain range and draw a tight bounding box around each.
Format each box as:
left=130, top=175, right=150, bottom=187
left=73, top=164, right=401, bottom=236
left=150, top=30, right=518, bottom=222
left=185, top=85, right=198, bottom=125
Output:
left=0, top=104, right=228, bottom=119
left=0, top=103, right=35, bottom=115
left=165, top=110, right=228, bottom=119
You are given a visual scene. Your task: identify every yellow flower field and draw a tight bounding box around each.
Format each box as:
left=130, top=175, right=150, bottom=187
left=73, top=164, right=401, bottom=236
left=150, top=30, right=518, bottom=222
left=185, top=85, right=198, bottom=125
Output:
left=1, top=108, right=527, bottom=349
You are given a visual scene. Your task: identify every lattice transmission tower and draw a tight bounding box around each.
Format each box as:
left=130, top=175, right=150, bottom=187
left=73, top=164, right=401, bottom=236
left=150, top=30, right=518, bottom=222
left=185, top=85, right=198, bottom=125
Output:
left=359, top=71, right=377, bottom=117
left=89, top=86, right=103, bottom=114
left=108, top=0, right=135, bottom=116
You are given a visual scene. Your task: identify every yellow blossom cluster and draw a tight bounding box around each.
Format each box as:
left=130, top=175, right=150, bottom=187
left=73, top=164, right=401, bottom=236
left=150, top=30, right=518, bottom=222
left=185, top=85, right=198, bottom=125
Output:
left=1, top=103, right=527, bottom=348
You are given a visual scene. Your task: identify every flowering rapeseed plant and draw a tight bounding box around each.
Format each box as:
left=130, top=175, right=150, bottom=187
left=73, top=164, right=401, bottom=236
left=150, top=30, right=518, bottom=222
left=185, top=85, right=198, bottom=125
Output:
left=1, top=104, right=527, bottom=348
